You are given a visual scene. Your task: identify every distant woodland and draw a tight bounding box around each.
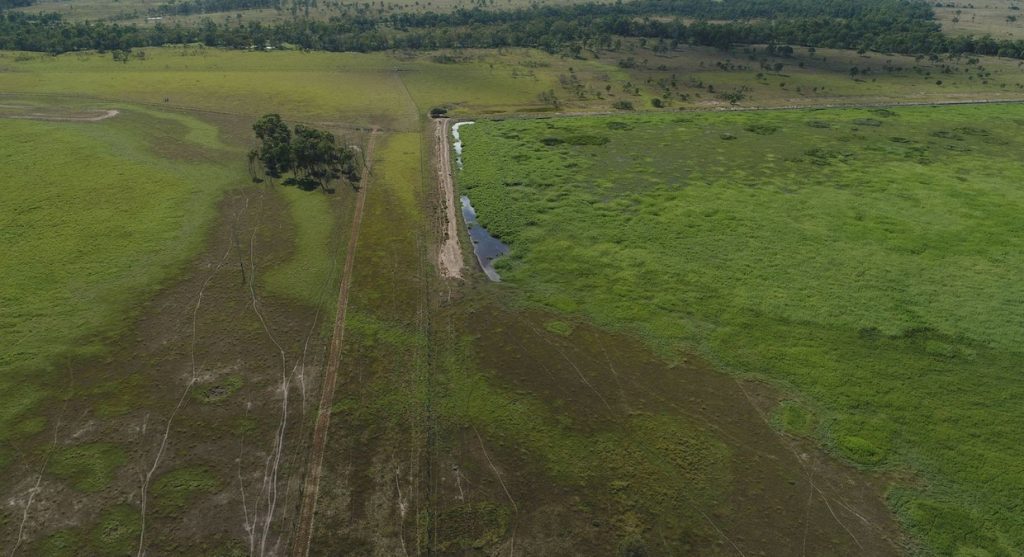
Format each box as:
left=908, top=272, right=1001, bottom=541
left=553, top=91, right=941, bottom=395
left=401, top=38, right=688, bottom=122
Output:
left=4, top=0, right=1024, bottom=60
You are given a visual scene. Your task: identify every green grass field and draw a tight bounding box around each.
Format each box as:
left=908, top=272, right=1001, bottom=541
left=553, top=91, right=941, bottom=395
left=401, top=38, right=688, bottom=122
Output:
left=457, top=104, right=1024, bottom=555
left=0, top=107, right=239, bottom=452
left=0, top=95, right=362, bottom=553
left=936, top=0, right=1024, bottom=40
left=605, top=43, right=1024, bottom=110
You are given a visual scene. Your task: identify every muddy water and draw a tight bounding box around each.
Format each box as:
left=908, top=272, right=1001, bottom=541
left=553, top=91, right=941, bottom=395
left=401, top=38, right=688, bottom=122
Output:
left=460, top=195, right=508, bottom=282
left=452, top=120, right=509, bottom=281
left=451, top=120, right=474, bottom=170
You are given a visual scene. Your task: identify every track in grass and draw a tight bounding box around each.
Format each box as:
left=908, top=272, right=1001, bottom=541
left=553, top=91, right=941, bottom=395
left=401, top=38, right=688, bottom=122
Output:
left=292, top=129, right=379, bottom=557
left=434, top=118, right=464, bottom=280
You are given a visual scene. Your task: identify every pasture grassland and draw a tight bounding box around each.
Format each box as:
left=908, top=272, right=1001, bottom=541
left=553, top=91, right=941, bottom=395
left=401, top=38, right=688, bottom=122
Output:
left=606, top=43, right=1024, bottom=110
left=457, top=105, right=1024, bottom=555
left=397, top=49, right=632, bottom=114
left=308, top=131, right=433, bottom=554
left=3, top=45, right=1023, bottom=133
left=0, top=48, right=615, bottom=128
left=13, top=0, right=158, bottom=21
left=0, top=109, right=238, bottom=451
left=262, top=174, right=357, bottom=316
left=0, top=49, right=419, bottom=130
left=14, top=0, right=588, bottom=24
left=311, top=131, right=895, bottom=554
left=936, top=0, right=1024, bottom=40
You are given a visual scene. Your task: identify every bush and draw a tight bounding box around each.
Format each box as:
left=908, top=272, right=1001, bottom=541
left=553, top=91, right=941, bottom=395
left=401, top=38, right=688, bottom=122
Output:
left=564, top=134, right=609, bottom=146
left=612, top=100, right=634, bottom=111
left=853, top=118, right=882, bottom=127
left=744, top=123, right=779, bottom=135
left=838, top=435, right=886, bottom=465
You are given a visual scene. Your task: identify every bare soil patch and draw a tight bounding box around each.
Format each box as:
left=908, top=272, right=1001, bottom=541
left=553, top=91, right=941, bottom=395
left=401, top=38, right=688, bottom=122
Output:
left=1, top=183, right=342, bottom=556
left=0, top=104, right=120, bottom=122
left=434, top=118, right=465, bottom=280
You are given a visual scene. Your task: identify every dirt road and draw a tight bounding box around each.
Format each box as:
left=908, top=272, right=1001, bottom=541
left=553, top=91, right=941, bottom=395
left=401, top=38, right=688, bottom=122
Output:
left=434, top=118, right=464, bottom=280
left=291, top=130, right=379, bottom=557
left=0, top=106, right=120, bottom=122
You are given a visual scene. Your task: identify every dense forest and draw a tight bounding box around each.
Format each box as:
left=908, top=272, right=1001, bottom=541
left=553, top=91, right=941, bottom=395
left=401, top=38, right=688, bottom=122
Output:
left=2, top=0, right=1024, bottom=60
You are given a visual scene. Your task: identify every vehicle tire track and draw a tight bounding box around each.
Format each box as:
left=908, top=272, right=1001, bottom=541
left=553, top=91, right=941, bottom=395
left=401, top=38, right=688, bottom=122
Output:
left=291, top=129, right=379, bottom=557
left=8, top=366, right=73, bottom=557
left=136, top=213, right=238, bottom=557
left=434, top=118, right=464, bottom=280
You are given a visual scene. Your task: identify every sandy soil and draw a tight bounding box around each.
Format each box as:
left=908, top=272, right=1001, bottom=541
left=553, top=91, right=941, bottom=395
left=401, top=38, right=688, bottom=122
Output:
left=0, top=105, right=120, bottom=122
left=434, top=118, right=465, bottom=280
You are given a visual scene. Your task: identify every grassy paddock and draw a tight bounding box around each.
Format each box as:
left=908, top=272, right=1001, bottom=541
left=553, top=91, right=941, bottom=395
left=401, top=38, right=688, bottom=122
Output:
left=457, top=104, right=1024, bottom=555
left=602, top=42, right=1024, bottom=110
left=0, top=48, right=601, bottom=127
left=936, top=0, right=1024, bottom=40
left=0, top=107, right=240, bottom=452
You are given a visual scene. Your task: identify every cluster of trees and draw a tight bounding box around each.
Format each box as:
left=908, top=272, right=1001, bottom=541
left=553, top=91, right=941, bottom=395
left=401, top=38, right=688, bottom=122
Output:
left=250, top=114, right=360, bottom=192
left=6, top=0, right=1024, bottom=61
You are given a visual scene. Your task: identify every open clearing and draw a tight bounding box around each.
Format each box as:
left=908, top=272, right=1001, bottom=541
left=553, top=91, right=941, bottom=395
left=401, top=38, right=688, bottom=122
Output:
left=0, top=42, right=1022, bottom=556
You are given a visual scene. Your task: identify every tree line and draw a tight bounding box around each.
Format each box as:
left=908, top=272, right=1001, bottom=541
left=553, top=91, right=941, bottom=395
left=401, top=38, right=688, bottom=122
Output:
left=5, top=0, right=1024, bottom=60
left=0, top=0, right=33, bottom=9
left=250, top=114, right=360, bottom=192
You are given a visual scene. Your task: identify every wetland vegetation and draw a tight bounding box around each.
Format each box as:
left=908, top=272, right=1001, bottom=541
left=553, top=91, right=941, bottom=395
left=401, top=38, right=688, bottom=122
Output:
left=457, top=104, right=1024, bottom=554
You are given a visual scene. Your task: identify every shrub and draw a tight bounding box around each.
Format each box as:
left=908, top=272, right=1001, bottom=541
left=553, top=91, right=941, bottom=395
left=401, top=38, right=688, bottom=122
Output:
left=852, top=118, right=882, bottom=127
left=744, top=123, right=779, bottom=135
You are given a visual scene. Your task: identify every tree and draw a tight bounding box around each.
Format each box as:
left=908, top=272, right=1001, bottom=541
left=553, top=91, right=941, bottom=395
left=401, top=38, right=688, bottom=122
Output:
left=293, top=125, right=343, bottom=191
left=252, top=114, right=292, bottom=177
left=251, top=115, right=360, bottom=192
left=112, top=49, right=133, bottom=63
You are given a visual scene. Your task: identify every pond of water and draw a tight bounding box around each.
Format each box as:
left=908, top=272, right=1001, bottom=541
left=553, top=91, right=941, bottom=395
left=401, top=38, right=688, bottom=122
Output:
left=452, top=121, right=508, bottom=282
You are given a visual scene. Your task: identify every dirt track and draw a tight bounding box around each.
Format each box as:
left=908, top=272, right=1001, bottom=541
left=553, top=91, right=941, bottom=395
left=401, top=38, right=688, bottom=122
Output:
left=434, top=118, right=464, bottom=280
left=291, top=130, right=379, bottom=557
left=0, top=106, right=120, bottom=122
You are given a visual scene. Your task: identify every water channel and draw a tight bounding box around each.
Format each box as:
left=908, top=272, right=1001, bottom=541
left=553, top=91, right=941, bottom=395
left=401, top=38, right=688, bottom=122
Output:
left=452, top=121, right=508, bottom=281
